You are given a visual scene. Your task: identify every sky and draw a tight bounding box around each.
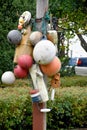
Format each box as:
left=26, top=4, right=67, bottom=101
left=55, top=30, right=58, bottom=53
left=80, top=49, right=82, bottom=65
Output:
left=66, top=34, right=87, bottom=58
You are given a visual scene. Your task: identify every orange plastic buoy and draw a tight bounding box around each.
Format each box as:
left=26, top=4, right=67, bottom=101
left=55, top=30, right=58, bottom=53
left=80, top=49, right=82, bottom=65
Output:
left=40, top=56, right=61, bottom=76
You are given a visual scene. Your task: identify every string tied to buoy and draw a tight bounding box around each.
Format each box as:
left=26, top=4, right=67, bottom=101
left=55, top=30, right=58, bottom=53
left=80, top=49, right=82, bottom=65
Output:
left=32, top=11, right=50, bottom=35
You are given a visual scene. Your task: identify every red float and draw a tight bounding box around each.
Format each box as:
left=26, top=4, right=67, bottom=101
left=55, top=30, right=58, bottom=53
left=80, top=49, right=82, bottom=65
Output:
left=40, top=56, right=61, bottom=76
left=14, top=65, right=28, bottom=78
left=18, top=54, right=33, bottom=69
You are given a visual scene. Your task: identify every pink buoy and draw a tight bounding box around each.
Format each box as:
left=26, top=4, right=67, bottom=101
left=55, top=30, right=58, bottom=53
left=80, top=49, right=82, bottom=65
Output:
left=14, top=65, right=28, bottom=78
left=17, top=54, right=33, bottom=69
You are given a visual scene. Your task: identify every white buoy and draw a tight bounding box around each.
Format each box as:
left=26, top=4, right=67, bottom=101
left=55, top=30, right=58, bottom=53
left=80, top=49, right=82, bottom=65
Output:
left=33, top=40, right=56, bottom=65
left=1, top=71, right=15, bottom=84
left=29, top=31, right=42, bottom=46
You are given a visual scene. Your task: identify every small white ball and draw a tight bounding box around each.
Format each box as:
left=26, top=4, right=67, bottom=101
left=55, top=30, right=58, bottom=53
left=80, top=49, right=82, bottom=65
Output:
left=33, top=40, right=56, bottom=64
left=1, top=71, right=15, bottom=84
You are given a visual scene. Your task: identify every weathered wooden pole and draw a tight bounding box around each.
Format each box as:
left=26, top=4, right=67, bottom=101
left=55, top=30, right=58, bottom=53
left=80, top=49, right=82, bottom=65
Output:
left=32, top=0, right=49, bottom=130
left=33, top=102, right=46, bottom=130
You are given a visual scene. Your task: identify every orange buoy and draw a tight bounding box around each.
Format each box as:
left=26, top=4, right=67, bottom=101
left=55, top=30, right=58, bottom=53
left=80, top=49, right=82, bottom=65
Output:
left=40, top=56, right=61, bottom=76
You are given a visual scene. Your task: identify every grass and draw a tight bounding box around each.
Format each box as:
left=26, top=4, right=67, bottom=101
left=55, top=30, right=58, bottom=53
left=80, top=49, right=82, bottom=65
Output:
left=0, top=75, right=87, bottom=97
left=60, top=75, right=87, bottom=87
left=0, top=75, right=87, bottom=89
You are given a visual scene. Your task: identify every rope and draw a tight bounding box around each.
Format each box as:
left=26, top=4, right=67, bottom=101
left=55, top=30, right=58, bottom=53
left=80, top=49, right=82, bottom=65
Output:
left=31, top=11, right=50, bottom=35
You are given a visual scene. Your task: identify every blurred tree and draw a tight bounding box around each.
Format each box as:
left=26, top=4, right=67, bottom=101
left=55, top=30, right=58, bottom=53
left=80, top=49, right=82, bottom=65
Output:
left=49, top=0, right=87, bottom=54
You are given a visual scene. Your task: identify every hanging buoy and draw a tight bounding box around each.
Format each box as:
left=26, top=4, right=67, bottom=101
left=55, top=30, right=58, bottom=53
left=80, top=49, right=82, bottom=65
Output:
left=29, top=31, right=43, bottom=46
left=33, top=40, right=56, bottom=65
left=1, top=71, right=15, bottom=84
left=17, top=54, right=33, bottom=69
left=40, top=56, right=61, bottom=76
left=14, top=65, right=28, bottom=78
left=7, top=30, right=22, bottom=45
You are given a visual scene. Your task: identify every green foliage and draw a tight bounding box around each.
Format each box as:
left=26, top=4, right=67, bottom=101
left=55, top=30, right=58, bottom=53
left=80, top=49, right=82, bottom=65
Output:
left=47, top=87, right=87, bottom=129
left=60, top=57, right=75, bottom=77
left=49, top=0, right=77, bottom=16
left=0, top=49, right=14, bottom=78
left=12, top=0, right=36, bottom=17
left=61, top=75, right=87, bottom=87
left=0, top=83, right=87, bottom=129
left=0, top=86, right=32, bottom=130
left=49, top=0, right=87, bottom=34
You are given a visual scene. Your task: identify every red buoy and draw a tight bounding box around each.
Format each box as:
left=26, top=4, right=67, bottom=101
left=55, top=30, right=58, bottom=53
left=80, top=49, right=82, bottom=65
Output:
left=14, top=65, right=28, bottom=78
left=18, top=54, right=33, bottom=69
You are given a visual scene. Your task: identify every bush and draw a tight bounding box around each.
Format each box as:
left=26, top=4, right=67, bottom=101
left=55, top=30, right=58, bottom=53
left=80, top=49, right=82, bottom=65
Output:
left=0, top=80, right=87, bottom=129
left=47, top=87, right=87, bottom=129
left=60, top=75, right=87, bottom=87
left=0, top=86, right=32, bottom=130
left=0, top=49, right=14, bottom=78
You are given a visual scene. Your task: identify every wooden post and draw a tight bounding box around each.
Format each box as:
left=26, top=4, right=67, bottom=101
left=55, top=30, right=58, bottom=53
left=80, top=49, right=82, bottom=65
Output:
left=33, top=103, right=46, bottom=130
left=32, top=0, right=49, bottom=130
left=36, top=0, right=49, bottom=32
